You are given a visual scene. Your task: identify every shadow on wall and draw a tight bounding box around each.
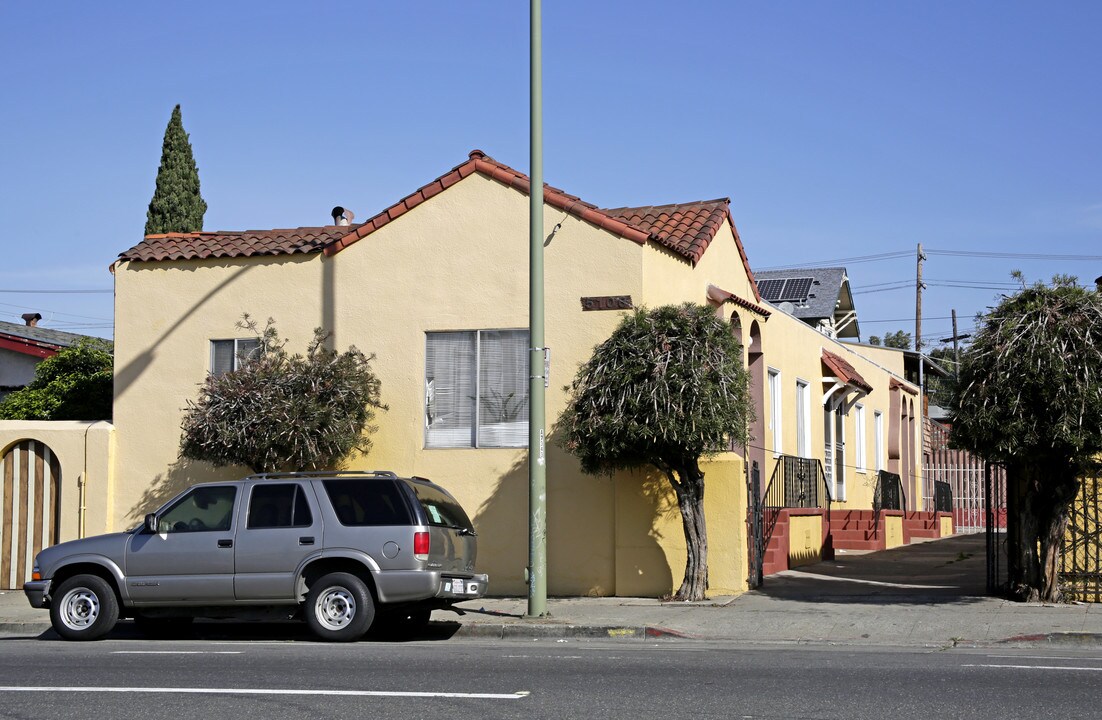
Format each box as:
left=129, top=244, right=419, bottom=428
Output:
left=471, top=434, right=672, bottom=598
left=114, top=261, right=262, bottom=403
left=124, top=456, right=231, bottom=525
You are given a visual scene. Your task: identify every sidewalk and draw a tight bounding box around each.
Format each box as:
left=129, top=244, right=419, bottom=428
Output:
left=4, top=534, right=1101, bottom=648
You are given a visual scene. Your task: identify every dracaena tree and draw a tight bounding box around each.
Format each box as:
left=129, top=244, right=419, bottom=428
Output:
left=951, top=274, right=1102, bottom=602
left=180, top=316, right=386, bottom=474
left=558, top=304, right=752, bottom=601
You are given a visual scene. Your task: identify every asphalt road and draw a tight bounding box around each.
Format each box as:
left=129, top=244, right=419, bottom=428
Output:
left=0, top=632, right=1099, bottom=719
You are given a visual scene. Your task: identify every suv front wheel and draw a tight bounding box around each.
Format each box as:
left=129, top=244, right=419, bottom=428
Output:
left=304, top=572, right=375, bottom=642
left=50, top=574, right=119, bottom=641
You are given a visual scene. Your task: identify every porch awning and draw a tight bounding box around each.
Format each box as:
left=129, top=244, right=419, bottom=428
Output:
left=821, top=349, right=873, bottom=394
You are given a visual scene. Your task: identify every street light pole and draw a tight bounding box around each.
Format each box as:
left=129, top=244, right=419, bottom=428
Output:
left=527, top=0, right=548, bottom=618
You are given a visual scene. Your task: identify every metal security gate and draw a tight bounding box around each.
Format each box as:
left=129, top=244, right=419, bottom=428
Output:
left=924, top=419, right=1005, bottom=532
left=1059, top=469, right=1102, bottom=602
left=1, top=440, right=61, bottom=590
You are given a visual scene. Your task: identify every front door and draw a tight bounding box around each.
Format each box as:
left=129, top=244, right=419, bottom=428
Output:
left=125, top=484, right=238, bottom=604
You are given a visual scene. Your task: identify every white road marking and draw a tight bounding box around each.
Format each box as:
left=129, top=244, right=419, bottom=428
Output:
left=111, top=651, right=242, bottom=655
left=0, top=686, right=529, bottom=700
left=963, top=664, right=1102, bottom=672
left=985, top=655, right=1102, bottom=661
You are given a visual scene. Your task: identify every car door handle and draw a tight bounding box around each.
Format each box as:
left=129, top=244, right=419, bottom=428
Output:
left=218, top=539, right=233, bottom=548
left=299, top=536, right=315, bottom=545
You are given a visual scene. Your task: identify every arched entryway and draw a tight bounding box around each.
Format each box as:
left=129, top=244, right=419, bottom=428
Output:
left=1, top=440, right=61, bottom=589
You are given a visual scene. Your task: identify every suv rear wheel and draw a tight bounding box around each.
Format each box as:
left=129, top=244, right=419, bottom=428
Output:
left=50, top=574, right=119, bottom=641
left=305, top=572, right=374, bottom=642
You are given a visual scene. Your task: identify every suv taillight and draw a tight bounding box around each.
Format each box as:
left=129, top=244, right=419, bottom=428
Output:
left=414, top=531, right=430, bottom=561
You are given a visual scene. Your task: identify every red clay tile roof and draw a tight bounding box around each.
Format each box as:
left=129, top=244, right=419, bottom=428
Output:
left=116, top=151, right=762, bottom=303
left=890, top=377, right=919, bottom=395
left=601, top=200, right=726, bottom=264
left=706, top=284, right=771, bottom=318
left=118, top=226, right=358, bottom=262
left=822, top=349, right=873, bottom=394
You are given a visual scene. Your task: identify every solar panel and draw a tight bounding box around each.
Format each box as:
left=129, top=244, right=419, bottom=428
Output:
left=756, top=279, right=787, bottom=302
left=779, top=277, right=814, bottom=302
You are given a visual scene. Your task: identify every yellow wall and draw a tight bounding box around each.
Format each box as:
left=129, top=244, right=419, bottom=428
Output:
left=885, top=514, right=904, bottom=548
left=0, top=421, right=115, bottom=542
left=939, top=515, right=953, bottom=537
left=788, top=514, right=823, bottom=568
left=740, top=306, right=916, bottom=513
left=113, top=172, right=757, bottom=597
left=111, top=167, right=925, bottom=598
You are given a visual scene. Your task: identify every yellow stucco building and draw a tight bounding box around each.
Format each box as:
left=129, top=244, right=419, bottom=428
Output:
left=97, top=150, right=931, bottom=597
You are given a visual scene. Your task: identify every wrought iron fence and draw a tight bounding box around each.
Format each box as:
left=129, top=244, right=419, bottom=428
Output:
left=1059, top=469, right=1102, bottom=603
left=874, top=470, right=905, bottom=512
left=763, top=455, right=832, bottom=510
left=934, top=480, right=953, bottom=513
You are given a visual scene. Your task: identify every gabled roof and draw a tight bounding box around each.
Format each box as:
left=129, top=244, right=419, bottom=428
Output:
left=821, top=349, right=873, bottom=394
left=753, top=266, right=858, bottom=339
left=0, top=320, right=96, bottom=359
left=116, top=151, right=761, bottom=302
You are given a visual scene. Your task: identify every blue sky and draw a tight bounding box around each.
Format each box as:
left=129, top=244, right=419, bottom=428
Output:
left=2, top=1, right=1100, bottom=345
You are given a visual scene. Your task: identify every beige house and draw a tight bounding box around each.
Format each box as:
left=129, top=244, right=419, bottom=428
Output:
left=37, top=149, right=933, bottom=598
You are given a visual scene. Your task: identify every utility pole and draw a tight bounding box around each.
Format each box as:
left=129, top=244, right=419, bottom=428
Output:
left=939, top=309, right=971, bottom=378
left=915, top=242, right=926, bottom=352
left=526, top=0, right=548, bottom=619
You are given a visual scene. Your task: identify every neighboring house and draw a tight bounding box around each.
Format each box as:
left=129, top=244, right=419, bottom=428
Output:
left=0, top=314, right=96, bottom=399
left=752, top=267, right=859, bottom=340
left=100, top=149, right=937, bottom=597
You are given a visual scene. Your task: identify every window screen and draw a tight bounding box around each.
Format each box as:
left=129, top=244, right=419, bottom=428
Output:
left=211, top=338, right=261, bottom=376
left=425, top=329, right=529, bottom=448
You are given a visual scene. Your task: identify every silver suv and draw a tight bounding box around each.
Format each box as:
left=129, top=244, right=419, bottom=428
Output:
left=24, top=471, right=488, bottom=641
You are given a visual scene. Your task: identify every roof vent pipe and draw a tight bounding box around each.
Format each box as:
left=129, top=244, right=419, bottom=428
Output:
left=331, top=206, right=355, bottom=226
left=21, top=313, right=41, bottom=327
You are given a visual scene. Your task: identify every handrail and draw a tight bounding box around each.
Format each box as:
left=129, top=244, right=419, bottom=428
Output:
left=763, top=456, right=832, bottom=510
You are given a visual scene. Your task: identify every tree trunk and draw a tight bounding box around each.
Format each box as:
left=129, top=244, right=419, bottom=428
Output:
left=669, top=460, right=708, bottom=601
left=1007, top=461, right=1080, bottom=603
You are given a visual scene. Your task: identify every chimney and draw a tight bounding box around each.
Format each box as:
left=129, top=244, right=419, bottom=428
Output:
left=1095, top=275, right=1102, bottom=292
left=21, top=313, right=41, bottom=327
left=331, top=206, right=355, bottom=227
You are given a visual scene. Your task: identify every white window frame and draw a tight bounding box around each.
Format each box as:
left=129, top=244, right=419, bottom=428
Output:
left=854, top=404, right=867, bottom=473
left=768, top=368, right=782, bottom=456
left=210, top=338, right=261, bottom=376
left=795, top=379, right=811, bottom=458
left=424, top=329, right=529, bottom=449
left=874, top=410, right=884, bottom=473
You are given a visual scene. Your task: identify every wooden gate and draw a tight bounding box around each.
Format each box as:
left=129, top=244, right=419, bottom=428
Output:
left=1, top=440, right=61, bottom=590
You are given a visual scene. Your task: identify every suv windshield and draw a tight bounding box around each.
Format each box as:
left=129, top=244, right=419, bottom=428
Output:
left=409, top=482, right=474, bottom=532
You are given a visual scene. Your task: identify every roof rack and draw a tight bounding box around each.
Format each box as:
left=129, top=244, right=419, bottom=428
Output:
left=246, top=470, right=400, bottom=481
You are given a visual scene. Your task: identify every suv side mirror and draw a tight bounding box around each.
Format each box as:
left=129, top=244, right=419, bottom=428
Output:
left=145, top=513, right=158, bottom=534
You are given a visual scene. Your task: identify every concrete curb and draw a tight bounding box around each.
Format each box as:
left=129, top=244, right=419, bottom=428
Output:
left=0, top=622, right=50, bottom=635
left=995, top=632, right=1102, bottom=648
left=452, top=624, right=692, bottom=640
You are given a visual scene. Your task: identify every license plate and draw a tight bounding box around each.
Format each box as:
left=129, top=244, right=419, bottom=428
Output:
left=451, top=578, right=464, bottom=593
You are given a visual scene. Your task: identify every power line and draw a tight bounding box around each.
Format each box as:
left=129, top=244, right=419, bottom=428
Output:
left=0, top=302, right=112, bottom=322
left=755, top=250, right=912, bottom=271
left=927, top=249, right=1102, bottom=261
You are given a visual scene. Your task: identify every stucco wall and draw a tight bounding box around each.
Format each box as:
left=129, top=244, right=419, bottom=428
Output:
left=116, top=172, right=759, bottom=597
left=0, top=421, right=115, bottom=544
left=0, top=349, right=41, bottom=391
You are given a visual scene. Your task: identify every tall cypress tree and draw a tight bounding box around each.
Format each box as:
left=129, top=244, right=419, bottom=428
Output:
left=145, top=104, right=207, bottom=235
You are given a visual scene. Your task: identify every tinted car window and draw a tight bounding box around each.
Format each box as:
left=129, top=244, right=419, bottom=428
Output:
left=248, top=484, right=313, bottom=529
left=322, top=479, right=414, bottom=526
left=158, top=486, right=237, bottom=533
left=409, top=482, right=474, bottom=531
